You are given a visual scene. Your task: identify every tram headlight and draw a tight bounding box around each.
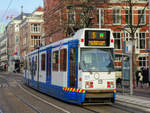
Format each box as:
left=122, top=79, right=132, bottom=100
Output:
left=85, top=81, right=90, bottom=88
left=85, top=81, right=94, bottom=88
left=94, top=73, right=99, bottom=79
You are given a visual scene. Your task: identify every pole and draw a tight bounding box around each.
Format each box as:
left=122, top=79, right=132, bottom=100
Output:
left=122, top=30, right=125, bottom=95
left=130, top=41, right=133, bottom=95
left=149, top=0, right=150, bottom=86
left=99, top=8, right=101, bottom=28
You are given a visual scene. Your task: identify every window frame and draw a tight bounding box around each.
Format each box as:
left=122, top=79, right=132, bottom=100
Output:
left=113, top=32, right=121, bottom=50
left=30, top=24, right=41, bottom=33
left=138, top=9, right=146, bottom=25
left=60, top=49, right=67, bottom=71
left=67, top=9, right=75, bottom=24
left=139, top=32, right=146, bottom=49
left=138, top=56, right=147, bottom=68
left=125, top=9, right=133, bottom=24
left=113, top=8, right=121, bottom=25
left=52, top=51, right=59, bottom=71
left=31, top=36, right=41, bottom=47
left=41, top=53, right=46, bottom=71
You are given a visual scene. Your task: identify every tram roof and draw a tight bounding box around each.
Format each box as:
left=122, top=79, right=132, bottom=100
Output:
left=26, top=28, right=112, bottom=56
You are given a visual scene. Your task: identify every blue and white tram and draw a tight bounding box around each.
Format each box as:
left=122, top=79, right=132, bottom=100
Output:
left=24, top=28, right=116, bottom=104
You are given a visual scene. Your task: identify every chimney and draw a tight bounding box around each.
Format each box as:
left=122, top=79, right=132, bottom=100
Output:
left=21, top=5, right=24, bottom=20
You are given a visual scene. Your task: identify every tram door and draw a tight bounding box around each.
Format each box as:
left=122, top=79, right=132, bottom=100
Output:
left=46, top=48, right=51, bottom=84
left=68, top=45, right=78, bottom=88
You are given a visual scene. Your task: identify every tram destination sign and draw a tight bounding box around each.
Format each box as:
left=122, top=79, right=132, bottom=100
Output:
left=85, top=30, right=110, bottom=46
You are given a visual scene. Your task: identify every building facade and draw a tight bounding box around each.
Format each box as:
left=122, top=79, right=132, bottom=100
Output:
left=43, top=0, right=107, bottom=44
left=43, top=0, right=149, bottom=70
left=6, top=13, right=31, bottom=72
left=20, top=7, right=44, bottom=63
left=0, top=31, right=8, bottom=71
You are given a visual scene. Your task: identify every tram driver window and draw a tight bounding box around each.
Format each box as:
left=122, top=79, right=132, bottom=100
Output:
left=52, top=51, right=59, bottom=71
left=41, top=54, right=46, bottom=71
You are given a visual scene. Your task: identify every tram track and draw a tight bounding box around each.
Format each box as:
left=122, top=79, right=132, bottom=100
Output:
left=0, top=73, right=145, bottom=113
left=19, top=83, right=132, bottom=113
left=0, top=73, right=94, bottom=113
left=18, top=83, right=70, bottom=113
left=0, top=76, right=42, bottom=113
left=1, top=74, right=71, bottom=113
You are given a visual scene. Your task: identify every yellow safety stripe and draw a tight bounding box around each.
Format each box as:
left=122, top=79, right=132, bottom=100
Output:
left=62, top=87, right=85, bottom=93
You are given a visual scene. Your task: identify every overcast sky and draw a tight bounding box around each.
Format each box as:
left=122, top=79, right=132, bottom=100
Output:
left=0, top=0, right=43, bottom=26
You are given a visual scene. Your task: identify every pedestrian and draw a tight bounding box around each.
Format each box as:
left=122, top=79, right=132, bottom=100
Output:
left=136, top=68, right=140, bottom=87
left=138, top=71, right=143, bottom=88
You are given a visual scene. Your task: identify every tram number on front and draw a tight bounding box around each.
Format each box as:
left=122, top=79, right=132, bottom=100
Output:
left=98, top=79, right=103, bottom=84
left=88, top=41, right=105, bottom=46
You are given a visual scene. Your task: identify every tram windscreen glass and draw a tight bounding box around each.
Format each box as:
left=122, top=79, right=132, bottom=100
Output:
left=85, top=30, right=110, bottom=46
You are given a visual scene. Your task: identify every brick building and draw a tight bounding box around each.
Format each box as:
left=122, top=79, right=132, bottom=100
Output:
left=43, top=0, right=149, bottom=70
left=43, top=0, right=107, bottom=44
left=20, top=7, right=44, bottom=63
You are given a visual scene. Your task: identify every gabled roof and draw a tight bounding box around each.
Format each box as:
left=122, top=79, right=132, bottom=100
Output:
left=14, top=13, right=31, bottom=20
left=35, top=6, right=44, bottom=12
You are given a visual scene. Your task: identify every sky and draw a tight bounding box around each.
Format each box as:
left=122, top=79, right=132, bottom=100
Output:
left=0, top=0, right=43, bottom=26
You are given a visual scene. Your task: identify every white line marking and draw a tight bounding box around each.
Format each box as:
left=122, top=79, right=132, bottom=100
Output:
left=18, top=84, right=70, bottom=113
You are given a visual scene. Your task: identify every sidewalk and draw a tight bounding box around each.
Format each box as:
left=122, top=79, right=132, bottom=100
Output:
left=116, top=87, right=150, bottom=112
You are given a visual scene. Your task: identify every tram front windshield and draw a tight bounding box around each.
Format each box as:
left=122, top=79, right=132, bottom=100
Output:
left=80, top=48, right=114, bottom=72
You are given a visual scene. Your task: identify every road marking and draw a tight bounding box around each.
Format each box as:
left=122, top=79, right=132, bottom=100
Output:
left=18, top=84, right=70, bottom=113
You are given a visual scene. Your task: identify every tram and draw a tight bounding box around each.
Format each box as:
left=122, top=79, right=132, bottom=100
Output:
left=24, top=28, right=116, bottom=104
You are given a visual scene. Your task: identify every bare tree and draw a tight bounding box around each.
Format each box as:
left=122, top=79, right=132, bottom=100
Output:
left=123, top=0, right=148, bottom=89
left=118, top=0, right=148, bottom=89
left=62, top=0, right=96, bottom=36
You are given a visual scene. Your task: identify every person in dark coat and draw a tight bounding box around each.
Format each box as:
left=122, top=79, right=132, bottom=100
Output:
left=142, top=67, right=149, bottom=84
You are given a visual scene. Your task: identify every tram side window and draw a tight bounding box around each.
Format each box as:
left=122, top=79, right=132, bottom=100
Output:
left=29, top=58, right=31, bottom=72
left=27, top=57, right=30, bottom=71
left=41, top=54, right=46, bottom=71
left=60, top=49, right=67, bottom=71
left=35, top=56, right=37, bottom=71
left=52, top=51, right=59, bottom=71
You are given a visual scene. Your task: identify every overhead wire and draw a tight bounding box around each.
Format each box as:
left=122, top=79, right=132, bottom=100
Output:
left=0, top=0, right=14, bottom=23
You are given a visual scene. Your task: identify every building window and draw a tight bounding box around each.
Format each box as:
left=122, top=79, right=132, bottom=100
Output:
left=113, top=32, right=121, bottom=49
left=125, top=10, right=132, bottom=24
left=113, top=9, right=121, bottom=24
left=16, top=36, right=19, bottom=43
left=41, top=54, right=46, bottom=71
left=67, top=10, right=75, bottom=24
left=60, top=49, right=67, bottom=71
left=138, top=56, right=146, bottom=67
left=31, top=36, right=41, bottom=47
left=139, top=33, right=146, bottom=49
left=114, top=55, right=122, bottom=62
left=138, top=10, right=145, bottom=25
left=31, top=24, right=41, bottom=33
left=52, top=51, right=59, bottom=71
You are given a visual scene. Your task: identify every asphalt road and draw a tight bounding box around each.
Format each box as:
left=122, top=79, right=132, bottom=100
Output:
left=0, top=72, right=141, bottom=113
